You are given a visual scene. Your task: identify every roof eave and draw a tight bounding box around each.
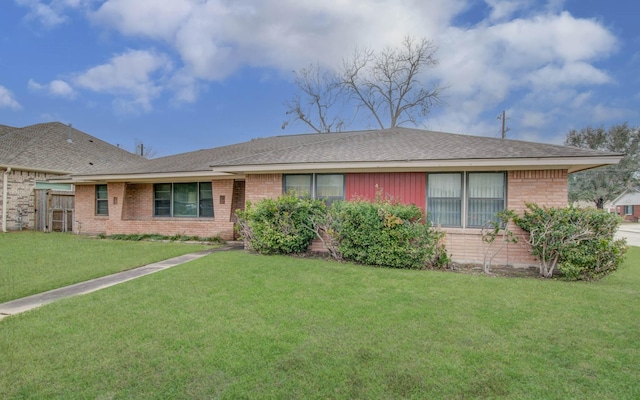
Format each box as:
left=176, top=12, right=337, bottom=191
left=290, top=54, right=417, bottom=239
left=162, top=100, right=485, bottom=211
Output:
left=60, top=170, right=238, bottom=184
left=211, top=156, right=623, bottom=174
left=0, top=163, right=71, bottom=175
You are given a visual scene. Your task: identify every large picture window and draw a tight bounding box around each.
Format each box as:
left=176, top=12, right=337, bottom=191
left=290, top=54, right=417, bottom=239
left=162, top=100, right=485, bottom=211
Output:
left=153, top=182, right=214, bottom=218
left=427, top=172, right=506, bottom=228
left=284, top=174, right=345, bottom=207
left=96, top=184, right=108, bottom=216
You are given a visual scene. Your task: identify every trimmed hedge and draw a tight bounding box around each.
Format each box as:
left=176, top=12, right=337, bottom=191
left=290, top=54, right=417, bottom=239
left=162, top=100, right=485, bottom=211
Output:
left=237, top=195, right=449, bottom=269
left=236, top=194, right=325, bottom=255
left=328, top=200, right=448, bottom=269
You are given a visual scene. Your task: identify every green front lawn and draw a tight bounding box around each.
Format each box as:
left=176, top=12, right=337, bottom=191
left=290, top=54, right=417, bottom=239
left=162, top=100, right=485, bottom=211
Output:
left=1, top=248, right=639, bottom=398
left=0, top=232, right=209, bottom=303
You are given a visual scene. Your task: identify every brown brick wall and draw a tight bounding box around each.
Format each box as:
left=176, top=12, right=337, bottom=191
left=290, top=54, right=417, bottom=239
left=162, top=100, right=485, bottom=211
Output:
left=245, top=174, right=282, bottom=204
left=123, top=183, right=154, bottom=220
left=75, top=185, right=108, bottom=234
left=77, top=180, right=236, bottom=240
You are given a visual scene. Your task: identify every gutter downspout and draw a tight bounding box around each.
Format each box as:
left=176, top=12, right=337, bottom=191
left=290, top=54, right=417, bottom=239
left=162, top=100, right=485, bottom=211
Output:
left=2, top=167, right=11, bottom=233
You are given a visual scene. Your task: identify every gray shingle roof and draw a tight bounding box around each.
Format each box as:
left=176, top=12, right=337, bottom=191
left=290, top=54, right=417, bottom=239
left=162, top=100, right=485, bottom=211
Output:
left=95, top=127, right=619, bottom=175
left=612, top=188, right=640, bottom=206
left=0, top=124, right=16, bottom=137
left=0, top=122, right=148, bottom=174
left=212, top=127, right=620, bottom=167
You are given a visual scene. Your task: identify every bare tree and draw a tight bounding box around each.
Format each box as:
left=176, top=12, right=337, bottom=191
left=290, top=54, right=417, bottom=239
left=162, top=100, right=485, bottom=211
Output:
left=282, top=63, right=346, bottom=133
left=283, top=35, right=443, bottom=132
left=132, top=138, right=158, bottom=159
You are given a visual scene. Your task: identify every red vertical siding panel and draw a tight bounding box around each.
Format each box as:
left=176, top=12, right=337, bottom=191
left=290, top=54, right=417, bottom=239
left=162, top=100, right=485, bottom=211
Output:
left=346, top=172, right=426, bottom=212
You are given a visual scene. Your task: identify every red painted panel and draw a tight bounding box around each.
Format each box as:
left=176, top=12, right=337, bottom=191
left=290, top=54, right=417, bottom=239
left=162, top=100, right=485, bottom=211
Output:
left=346, top=172, right=426, bottom=212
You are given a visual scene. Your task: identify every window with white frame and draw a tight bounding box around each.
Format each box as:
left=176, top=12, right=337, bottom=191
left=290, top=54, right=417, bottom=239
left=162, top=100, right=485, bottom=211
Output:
left=96, top=184, right=108, bottom=216
left=284, top=174, right=345, bottom=207
left=153, top=182, right=214, bottom=217
left=427, top=172, right=506, bottom=228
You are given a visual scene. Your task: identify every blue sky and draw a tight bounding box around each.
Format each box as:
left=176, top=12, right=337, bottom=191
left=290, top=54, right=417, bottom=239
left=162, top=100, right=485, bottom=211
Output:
left=0, top=0, right=638, bottom=157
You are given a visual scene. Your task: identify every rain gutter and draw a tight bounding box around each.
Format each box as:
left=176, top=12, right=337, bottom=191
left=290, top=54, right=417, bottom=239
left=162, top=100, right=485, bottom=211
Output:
left=2, top=167, right=12, bottom=232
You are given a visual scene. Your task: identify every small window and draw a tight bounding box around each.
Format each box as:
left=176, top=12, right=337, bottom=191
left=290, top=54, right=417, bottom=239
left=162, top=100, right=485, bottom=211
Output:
left=467, top=172, right=505, bottom=227
left=427, top=173, right=462, bottom=227
left=199, top=182, right=214, bottom=217
left=154, top=184, right=171, bottom=217
left=284, top=174, right=312, bottom=197
left=316, top=174, right=345, bottom=207
left=624, top=205, right=634, bottom=215
left=96, top=185, right=108, bottom=216
left=154, top=183, right=214, bottom=218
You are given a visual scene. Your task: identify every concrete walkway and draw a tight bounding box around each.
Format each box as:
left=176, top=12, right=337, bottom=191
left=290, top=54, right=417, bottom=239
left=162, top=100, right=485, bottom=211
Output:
left=616, top=222, right=640, bottom=247
left=0, top=242, right=243, bottom=321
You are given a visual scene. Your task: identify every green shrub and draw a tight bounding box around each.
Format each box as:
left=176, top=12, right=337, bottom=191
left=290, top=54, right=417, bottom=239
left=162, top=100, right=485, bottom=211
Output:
left=237, top=194, right=326, bottom=255
left=328, top=200, right=449, bottom=269
left=514, top=203, right=626, bottom=280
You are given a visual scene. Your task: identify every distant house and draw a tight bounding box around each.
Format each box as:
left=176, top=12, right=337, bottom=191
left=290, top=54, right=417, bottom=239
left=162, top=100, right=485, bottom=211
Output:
left=62, top=126, right=621, bottom=267
left=0, top=122, right=145, bottom=232
left=611, top=188, right=640, bottom=222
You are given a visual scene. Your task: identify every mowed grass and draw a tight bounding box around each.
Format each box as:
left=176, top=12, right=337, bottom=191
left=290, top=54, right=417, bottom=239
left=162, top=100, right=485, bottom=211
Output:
left=1, top=249, right=640, bottom=399
left=0, top=231, right=209, bottom=303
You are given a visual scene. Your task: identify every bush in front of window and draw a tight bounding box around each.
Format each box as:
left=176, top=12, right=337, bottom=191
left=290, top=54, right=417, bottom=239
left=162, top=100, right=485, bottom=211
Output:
left=237, top=194, right=326, bottom=255
left=514, top=203, right=627, bottom=280
left=328, top=200, right=449, bottom=269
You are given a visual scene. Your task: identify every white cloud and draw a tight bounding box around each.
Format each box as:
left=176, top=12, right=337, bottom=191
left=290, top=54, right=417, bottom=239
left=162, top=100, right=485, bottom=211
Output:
left=44, top=0, right=620, bottom=132
left=28, top=78, right=76, bottom=98
left=91, top=0, right=467, bottom=78
left=484, top=0, right=532, bottom=21
left=16, top=0, right=66, bottom=27
left=520, top=111, right=549, bottom=128
left=0, top=86, right=22, bottom=110
left=14, top=0, right=89, bottom=27
left=526, top=62, right=612, bottom=88
left=73, top=50, right=172, bottom=112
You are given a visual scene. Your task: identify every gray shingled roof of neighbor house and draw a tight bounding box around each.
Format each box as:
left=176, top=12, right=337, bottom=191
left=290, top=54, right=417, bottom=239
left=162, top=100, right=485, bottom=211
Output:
left=0, top=122, right=147, bottom=174
left=79, top=126, right=621, bottom=176
left=0, top=124, right=16, bottom=137
left=611, top=188, right=640, bottom=206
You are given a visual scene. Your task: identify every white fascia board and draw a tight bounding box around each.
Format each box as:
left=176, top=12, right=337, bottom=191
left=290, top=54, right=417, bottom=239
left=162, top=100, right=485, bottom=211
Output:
left=65, top=170, right=239, bottom=184
left=212, top=156, right=623, bottom=174
left=0, top=163, right=70, bottom=174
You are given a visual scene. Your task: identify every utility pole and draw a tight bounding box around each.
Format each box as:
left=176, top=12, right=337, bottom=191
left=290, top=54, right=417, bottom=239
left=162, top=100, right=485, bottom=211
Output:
left=498, top=110, right=510, bottom=139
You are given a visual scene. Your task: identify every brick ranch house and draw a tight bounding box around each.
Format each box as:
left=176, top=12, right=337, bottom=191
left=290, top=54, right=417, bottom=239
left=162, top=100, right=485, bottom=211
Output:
left=61, top=127, right=621, bottom=267
left=611, top=188, right=640, bottom=222
left=0, top=122, right=145, bottom=232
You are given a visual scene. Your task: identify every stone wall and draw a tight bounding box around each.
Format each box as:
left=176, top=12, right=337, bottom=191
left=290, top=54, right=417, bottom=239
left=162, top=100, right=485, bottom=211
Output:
left=1, top=169, right=65, bottom=231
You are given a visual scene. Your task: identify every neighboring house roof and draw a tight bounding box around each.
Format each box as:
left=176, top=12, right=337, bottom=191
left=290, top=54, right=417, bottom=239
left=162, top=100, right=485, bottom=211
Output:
left=611, top=188, right=640, bottom=206
left=0, top=122, right=147, bottom=174
left=0, top=124, right=16, bottom=137
left=66, top=127, right=622, bottom=183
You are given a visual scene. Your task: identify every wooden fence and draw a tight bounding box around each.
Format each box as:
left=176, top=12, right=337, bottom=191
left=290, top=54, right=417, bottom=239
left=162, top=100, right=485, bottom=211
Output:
left=34, top=189, right=75, bottom=232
